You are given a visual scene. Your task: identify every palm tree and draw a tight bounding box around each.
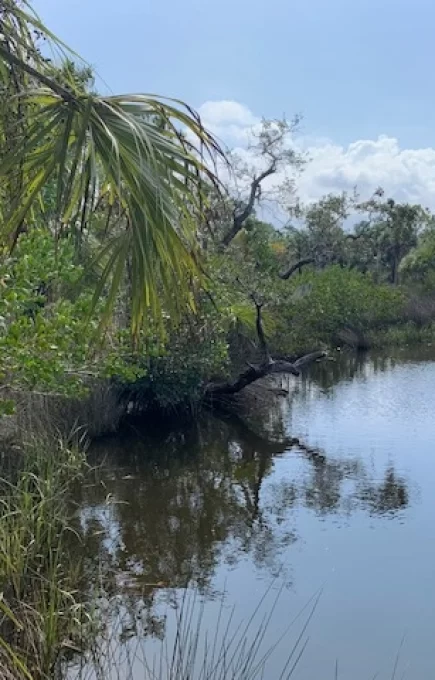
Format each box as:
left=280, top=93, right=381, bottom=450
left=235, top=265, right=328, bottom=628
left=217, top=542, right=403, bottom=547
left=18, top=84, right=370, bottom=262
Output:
left=0, top=0, right=223, bottom=335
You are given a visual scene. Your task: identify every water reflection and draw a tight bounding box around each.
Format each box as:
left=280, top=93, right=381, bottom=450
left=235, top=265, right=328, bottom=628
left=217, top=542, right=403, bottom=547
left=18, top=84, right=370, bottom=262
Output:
left=67, top=348, right=435, bottom=680
left=66, top=346, right=435, bottom=680
left=297, top=344, right=435, bottom=393
left=81, top=404, right=410, bottom=604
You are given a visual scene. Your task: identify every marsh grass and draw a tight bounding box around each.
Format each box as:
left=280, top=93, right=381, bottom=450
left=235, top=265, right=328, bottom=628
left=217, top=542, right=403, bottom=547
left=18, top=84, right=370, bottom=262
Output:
left=68, top=585, right=409, bottom=680
left=0, top=434, right=91, bottom=679
left=368, top=321, right=435, bottom=348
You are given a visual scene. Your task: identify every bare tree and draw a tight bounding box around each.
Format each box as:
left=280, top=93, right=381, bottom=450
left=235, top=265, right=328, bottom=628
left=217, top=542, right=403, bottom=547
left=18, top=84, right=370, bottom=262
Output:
left=221, top=117, right=304, bottom=246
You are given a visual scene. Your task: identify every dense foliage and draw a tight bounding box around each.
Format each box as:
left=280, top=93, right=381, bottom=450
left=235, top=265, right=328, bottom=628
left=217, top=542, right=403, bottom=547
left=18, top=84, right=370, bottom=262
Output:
left=1, top=202, right=432, bottom=414
left=1, top=1, right=435, bottom=417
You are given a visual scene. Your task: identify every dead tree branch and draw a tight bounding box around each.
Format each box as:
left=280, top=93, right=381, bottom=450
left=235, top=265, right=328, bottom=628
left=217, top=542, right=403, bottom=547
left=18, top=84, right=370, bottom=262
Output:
left=205, top=352, right=325, bottom=398
left=221, top=164, right=276, bottom=246
left=205, top=298, right=326, bottom=398
left=293, top=350, right=326, bottom=369
left=279, top=257, right=315, bottom=280
left=346, top=233, right=365, bottom=241
left=205, top=360, right=299, bottom=397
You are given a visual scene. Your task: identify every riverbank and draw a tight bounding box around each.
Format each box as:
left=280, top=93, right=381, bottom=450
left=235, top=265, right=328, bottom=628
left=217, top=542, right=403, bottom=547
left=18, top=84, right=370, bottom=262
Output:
left=2, top=319, right=435, bottom=445
left=368, top=320, right=435, bottom=348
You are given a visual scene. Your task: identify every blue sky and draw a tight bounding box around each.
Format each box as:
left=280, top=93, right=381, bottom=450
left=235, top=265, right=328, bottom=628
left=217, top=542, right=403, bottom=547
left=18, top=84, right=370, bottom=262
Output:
left=34, top=0, right=435, bottom=207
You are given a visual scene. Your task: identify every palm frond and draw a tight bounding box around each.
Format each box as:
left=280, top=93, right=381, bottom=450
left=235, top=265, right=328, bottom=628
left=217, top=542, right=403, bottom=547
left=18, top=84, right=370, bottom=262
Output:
left=0, top=0, right=225, bottom=335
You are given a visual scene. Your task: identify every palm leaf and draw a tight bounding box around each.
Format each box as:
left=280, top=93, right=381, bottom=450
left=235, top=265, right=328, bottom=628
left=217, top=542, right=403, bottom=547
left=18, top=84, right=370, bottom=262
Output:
left=0, top=1, right=225, bottom=336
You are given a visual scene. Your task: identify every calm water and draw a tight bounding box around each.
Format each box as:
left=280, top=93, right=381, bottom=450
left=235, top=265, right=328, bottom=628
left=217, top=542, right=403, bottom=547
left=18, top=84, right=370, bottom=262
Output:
left=75, top=347, right=435, bottom=679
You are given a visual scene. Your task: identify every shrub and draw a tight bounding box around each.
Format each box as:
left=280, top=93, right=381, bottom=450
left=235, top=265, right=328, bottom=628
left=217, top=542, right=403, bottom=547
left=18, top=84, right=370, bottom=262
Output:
left=270, top=266, right=405, bottom=353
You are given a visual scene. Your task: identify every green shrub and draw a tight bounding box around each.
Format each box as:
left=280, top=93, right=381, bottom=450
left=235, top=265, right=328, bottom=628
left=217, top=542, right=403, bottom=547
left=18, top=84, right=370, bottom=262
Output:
left=270, top=266, right=405, bottom=353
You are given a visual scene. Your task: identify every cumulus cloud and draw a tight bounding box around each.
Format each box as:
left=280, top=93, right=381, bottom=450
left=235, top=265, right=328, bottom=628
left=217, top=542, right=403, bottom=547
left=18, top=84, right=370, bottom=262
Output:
left=199, top=100, right=435, bottom=210
left=198, top=101, right=259, bottom=146
left=301, top=136, right=435, bottom=207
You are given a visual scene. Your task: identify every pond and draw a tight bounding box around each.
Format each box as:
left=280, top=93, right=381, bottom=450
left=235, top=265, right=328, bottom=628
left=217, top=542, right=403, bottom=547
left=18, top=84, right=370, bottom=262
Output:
left=73, top=346, right=435, bottom=679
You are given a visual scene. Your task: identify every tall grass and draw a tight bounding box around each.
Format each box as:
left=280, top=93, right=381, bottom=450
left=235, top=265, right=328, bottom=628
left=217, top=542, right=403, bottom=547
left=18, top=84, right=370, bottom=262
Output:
left=0, top=435, right=90, bottom=679
left=368, top=321, right=435, bottom=348
left=69, top=586, right=321, bottom=680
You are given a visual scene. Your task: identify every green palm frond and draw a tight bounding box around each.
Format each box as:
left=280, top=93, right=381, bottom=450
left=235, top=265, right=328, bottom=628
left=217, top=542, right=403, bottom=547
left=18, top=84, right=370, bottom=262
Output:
left=0, top=0, right=225, bottom=336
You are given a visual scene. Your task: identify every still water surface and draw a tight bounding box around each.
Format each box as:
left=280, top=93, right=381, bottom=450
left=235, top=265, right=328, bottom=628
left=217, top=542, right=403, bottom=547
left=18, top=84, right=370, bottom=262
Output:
left=77, top=347, right=435, bottom=679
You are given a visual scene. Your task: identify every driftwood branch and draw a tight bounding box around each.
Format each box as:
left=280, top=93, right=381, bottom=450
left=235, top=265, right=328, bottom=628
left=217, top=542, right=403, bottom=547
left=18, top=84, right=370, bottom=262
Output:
left=279, top=257, right=315, bottom=280
left=206, top=298, right=326, bottom=402
left=205, top=360, right=300, bottom=397
left=205, top=351, right=326, bottom=398
left=222, top=164, right=276, bottom=246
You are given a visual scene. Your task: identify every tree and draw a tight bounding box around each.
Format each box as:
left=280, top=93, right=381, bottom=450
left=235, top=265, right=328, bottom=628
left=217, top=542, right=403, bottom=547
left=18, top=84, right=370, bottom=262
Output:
left=0, top=0, right=223, bottom=336
left=215, top=117, right=304, bottom=247
left=299, top=193, right=350, bottom=268
left=355, top=195, right=428, bottom=284
left=400, top=223, right=435, bottom=288
left=278, top=192, right=353, bottom=279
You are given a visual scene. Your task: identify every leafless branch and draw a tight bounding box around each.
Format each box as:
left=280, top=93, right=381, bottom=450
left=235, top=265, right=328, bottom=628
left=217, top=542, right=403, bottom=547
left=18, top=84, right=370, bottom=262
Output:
left=346, top=233, right=364, bottom=241
left=293, top=350, right=327, bottom=369
left=221, top=163, right=276, bottom=246
left=205, top=360, right=299, bottom=397
left=279, top=257, right=315, bottom=280
left=205, top=351, right=326, bottom=398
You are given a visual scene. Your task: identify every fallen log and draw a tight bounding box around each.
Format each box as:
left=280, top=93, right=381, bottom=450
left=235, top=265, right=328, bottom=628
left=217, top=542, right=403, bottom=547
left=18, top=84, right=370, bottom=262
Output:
left=205, top=350, right=326, bottom=398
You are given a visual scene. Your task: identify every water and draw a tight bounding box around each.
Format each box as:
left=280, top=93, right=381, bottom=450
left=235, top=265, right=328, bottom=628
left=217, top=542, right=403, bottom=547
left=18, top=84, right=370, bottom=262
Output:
left=76, top=347, right=435, bottom=679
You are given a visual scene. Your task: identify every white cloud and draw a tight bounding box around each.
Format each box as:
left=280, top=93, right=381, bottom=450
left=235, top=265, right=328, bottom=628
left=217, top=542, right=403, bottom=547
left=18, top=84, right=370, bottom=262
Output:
left=199, top=100, right=435, bottom=210
left=199, top=101, right=258, bottom=128
left=301, top=136, right=435, bottom=207
left=198, top=100, right=259, bottom=146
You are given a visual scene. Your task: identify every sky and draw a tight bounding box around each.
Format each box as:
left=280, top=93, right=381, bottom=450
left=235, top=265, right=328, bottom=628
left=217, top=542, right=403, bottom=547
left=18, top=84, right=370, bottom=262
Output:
left=34, top=0, right=435, bottom=209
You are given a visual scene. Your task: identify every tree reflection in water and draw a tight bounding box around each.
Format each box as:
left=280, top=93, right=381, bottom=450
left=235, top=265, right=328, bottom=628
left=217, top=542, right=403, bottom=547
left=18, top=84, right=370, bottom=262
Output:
left=73, top=384, right=409, bottom=650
